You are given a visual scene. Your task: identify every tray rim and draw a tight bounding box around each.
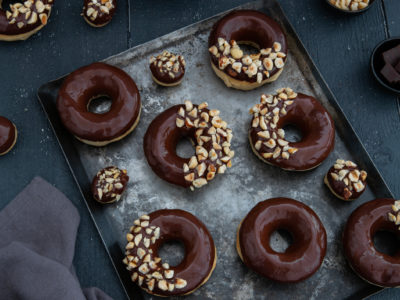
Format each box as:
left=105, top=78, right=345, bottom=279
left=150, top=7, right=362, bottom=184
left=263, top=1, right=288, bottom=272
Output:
left=37, top=0, right=394, bottom=299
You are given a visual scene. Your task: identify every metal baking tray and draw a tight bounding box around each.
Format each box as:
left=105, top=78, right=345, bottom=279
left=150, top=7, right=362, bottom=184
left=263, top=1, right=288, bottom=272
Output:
left=37, top=0, right=394, bottom=299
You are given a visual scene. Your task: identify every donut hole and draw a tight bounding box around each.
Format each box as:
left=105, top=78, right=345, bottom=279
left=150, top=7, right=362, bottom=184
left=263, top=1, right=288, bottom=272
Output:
left=373, top=230, right=400, bottom=257
left=176, top=137, right=195, bottom=159
left=158, top=240, right=185, bottom=267
left=87, top=95, right=113, bottom=114
left=282, top=124, right=303, bottom=143
left=269, top=228, right=294, bottom=253
left=236, top=42, right=261, bottom=56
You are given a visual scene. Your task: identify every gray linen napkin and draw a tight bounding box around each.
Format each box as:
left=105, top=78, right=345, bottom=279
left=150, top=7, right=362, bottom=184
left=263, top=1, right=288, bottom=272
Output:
left=0, top=176, right=113, bottom=300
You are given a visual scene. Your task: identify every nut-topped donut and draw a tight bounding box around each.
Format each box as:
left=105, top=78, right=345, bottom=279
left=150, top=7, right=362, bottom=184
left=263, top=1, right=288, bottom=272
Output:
left=57, top=62, right=141, bottom=146
left=91, top=166, right=129, bottom=204
left=143, top=100, right=234, bottom=190
left=83, top=0, right=115, bottom=27
left=123, top=210, right=217, bottom=296
left=149, top=51, right=186, bottom=86
left=249, top=88, right=335, bottom=171
left=237, top=198, right=327, bottom=283
left=343, top=198, right=400, bottom=287
left=324, top=159, right=367, bottom=201
left=0, top=116, right=17, bottom=156
left=208, top=10, right=287, bottom=90
left=0, top=0, right=53, bottom=41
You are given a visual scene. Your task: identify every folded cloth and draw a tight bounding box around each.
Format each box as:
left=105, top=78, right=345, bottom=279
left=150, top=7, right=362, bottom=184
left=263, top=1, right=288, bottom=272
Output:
left=0, top=177, right=113, bottom=300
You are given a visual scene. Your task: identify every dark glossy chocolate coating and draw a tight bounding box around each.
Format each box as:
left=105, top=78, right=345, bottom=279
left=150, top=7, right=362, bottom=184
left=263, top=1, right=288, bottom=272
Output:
left=126, top=209, right=216, bottom=296
left=57, top=62, right=141, bottom=142
left=249, top=93, right=335, bottom=170
left=208, top=10, right=287, bottom=82
left=0, top=0, right=53, bottom=37
left=83, top=0, right=116, bottom=26
left=91, top=166, right=129, bottom=203
left=0, top=116, right=15, bottom=154
left=149, top=51, right=185, bottom=85
left=238, top=198, right=327, bottom=283
left=144, top=105, right=192, bottom=188
left=343, top=198, right=400, bottom=287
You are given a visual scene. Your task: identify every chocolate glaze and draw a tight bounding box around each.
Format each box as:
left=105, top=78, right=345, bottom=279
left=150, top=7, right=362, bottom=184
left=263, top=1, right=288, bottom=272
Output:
left=0, top=0, right=53, bottom=37
left=249, top=93, right=335, bottom=170
left=326, top=161, right=367, bottom=200
left=208, top=10, right=287, bottom=83
left=83, top=0, right=116, bottom=27
left=126, top=209, right=216, bottom=296
left=343, top=198, right=400, bottom=287
left=91, top=166, right=129, bottom=203
left=144, top=105, right=192, bottom=188
left=149, top=51, right=185, bottom=85
left=57, top=62, right=141, bottom=143
left=0, top=116, right=15, bottom=154
left=238, top=198, right=327, bottom=283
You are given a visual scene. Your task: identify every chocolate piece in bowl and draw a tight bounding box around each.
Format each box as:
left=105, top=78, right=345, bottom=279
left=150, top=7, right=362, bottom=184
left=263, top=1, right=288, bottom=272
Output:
left=395, top=61, right=400, bottom=73
left=380, top=63, right=400, bottom=86
left=381, top=44, right=400, bottom=66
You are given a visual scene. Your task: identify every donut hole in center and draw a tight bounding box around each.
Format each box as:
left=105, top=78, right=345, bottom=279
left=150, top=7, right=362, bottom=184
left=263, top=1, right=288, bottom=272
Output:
left=176, top=137, right=195, bottom=159
left=282, top=124, right=303, bottom=143
left=373, top=230, right=400, bottom=257
left=87, top=95, right=112, bottom=114
left=236, top=42, right=260, bottom=56
left=158, top=240, right=185, bottom=267
left=269, top=228, right=294, bottom=253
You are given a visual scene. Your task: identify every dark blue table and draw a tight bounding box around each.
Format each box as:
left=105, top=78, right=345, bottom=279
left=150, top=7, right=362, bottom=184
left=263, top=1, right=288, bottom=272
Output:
left=1, top=0, right=399, bottom=299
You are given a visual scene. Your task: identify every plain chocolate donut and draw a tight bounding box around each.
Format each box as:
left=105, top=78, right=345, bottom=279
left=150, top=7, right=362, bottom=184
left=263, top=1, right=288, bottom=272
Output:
left=343, top=198, right=400, bottom=287
left=57, top=62, right=141, bottom=146
left=0, top=0, right=54, bottom=41
left=208, top=10, right=287, bottom=90
left=237, top=198, right=327, bottom=283
left=123, top=209, right=217, bottom=296
left=0, top=116, right=17, bottom=155
left=249, top=88, right=335, bottom=171
left=83, top=0, right=116, bottom=27
left=143, top=101, right=233, bottom=190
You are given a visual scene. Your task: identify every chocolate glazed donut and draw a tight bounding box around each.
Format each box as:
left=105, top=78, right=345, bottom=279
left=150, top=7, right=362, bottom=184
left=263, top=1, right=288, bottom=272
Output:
left=208, top=10, right=288, bottom=90
left=0, top=0, right=54, bottom=41
left=123, top=210, right=217, bottom=296
left=0, top=116, right=17, bottom=155
left=57, top=62, right=141, bottom=146
left=343, top=198, right=400, bottom=287
left=83, top=0, right=116, bottom=27
left=144, top=105, right=190, bottom=188
left=144, top=101, right=234, bottom=190
left=237, top=198, right=327, bottom=283
left=249, top=89, right=335, bottom=171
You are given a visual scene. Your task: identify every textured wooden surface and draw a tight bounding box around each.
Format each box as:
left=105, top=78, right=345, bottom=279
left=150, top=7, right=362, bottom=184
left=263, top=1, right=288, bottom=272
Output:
left=0, top=0, right=399, bottom=299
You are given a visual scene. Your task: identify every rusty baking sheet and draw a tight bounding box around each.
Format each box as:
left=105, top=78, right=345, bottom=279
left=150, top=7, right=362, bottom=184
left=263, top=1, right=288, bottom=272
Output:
left=38, top=0, right=393, bottom=299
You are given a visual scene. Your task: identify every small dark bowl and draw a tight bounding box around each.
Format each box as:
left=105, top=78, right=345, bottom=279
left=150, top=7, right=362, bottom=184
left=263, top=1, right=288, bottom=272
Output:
left=326, top=0, right=375, bottom=14
left=371, top=37, right=400, bottom=94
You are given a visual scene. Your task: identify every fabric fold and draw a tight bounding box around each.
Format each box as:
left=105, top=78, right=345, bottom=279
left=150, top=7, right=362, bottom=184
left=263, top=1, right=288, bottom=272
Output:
left=0, top=177, right=113, bottom=300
